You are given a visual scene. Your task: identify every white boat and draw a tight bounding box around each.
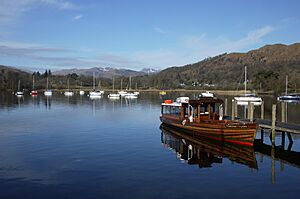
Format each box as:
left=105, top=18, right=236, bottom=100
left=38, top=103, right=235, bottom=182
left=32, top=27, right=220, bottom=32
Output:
left=15, top=80, right=24, bottom=96
left=44, top=77, right=52, bottom=96
left=124, top=92, right=138, bottom=99
left=118, top=79, right=128, bottom=97
left=16, top=91, right=24, bottom=96
left=64, top=79, right=74, bottom=96
left=277, top=76, right=300, bottom=102
left=90, top=90, right=103, bottom=96
left=79, top=90, right=85, bottom=95
left=124, top=76, right=138, bottom=99
left=200, top=91, right=214, bottom=98
left=234, top=94, right=262, bottom=105
left=89, top=72, right=104, bottom=97
left=44, top=90, right=52, bottom=96
left=108, top=77, right=120, bottom=99
left=118, top=90, right=128, bottom=97
left=108, top=93, right=121, bottom=98
left=234, top=66, right=262, bottom=105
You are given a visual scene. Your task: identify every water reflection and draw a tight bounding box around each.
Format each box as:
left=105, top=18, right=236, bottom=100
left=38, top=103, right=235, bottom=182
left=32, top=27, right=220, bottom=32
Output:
left=160, top=124, right=258, bottom=169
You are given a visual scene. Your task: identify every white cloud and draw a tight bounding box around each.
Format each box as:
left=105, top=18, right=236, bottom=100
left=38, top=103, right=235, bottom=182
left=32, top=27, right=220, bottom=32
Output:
left=0, top=26, right=275, bottom=70
left=40, top=0, right=77, bottom=10
left=154, top=27, right=166, bottom=34
left=0, top=0, right=77, bottom=27
left=73, top=14, right=83, bottom=21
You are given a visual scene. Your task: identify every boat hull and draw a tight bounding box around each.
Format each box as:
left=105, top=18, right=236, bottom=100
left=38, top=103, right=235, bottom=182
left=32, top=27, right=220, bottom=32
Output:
left=160, top=116, right=257, bottom=147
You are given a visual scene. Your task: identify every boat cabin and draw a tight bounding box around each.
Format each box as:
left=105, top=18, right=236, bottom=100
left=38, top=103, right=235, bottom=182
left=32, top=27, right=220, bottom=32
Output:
left=161, top=97, right=224, bottom=122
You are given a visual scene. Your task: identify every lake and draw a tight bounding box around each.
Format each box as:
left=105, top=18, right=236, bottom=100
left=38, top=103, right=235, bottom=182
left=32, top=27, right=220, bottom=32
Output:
left=0, top=92, right=300, bottom=199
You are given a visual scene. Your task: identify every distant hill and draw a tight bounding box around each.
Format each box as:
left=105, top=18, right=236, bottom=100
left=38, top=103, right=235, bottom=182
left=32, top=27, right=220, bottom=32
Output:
left=53, top=67, right=160, bottom=78
left=0, top=65, right=31, bottom=91
left=1, top=43, right=300, bottom=92
left=135, top=43, right=300, bottom=92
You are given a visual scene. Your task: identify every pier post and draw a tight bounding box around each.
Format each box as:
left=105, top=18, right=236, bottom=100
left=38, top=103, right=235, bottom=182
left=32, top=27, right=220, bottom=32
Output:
left=231, top=99, right=235, bottom=120
left=247, top=102, right=251, bottom=119
left=250, top=103, right=254, bottom=122
left=234, top=100, right=238, bottom=118
left=224, top=98, right=228, bottom=116
left=271, top=104, right=276, bottom=145
left=261, top=100, right=264, bottom=119
left=281, top=102, right=286, bottom=123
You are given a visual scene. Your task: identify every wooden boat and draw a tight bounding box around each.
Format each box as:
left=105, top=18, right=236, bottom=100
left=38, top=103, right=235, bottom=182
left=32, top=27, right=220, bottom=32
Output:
left=161, top=124, right=257, bottom=169
left=160, top=96, right=257, bottom=146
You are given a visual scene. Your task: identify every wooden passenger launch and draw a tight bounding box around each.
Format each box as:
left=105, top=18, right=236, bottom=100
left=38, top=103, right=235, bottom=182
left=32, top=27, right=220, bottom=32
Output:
left=160, top=96, right=257, bottom=146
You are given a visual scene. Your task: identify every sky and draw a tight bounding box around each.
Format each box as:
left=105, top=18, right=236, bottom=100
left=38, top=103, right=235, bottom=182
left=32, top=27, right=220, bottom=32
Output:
left=0, top=0, right=299, bottom=71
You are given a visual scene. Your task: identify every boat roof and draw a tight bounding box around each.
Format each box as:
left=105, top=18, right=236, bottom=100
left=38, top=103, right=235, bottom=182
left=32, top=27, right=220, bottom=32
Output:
left=190, top=97, right=223, bottom=105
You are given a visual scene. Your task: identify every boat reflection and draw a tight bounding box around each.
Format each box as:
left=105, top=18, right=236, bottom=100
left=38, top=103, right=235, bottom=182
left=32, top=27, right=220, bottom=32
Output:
left=160, top=124, right=258, bottom=169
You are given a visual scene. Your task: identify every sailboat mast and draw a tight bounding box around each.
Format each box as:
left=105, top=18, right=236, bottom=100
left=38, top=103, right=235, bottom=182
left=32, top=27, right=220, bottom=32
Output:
left=244, top=66, right=247, bottom=96
left=286, top=75, right=288, bottom=96
left=46, top=77, right=49, bottom=90
left=68, top=79, right=70, bottom=92
left=93, top=72, right=95, bottom=90
left=18, top=80, right=20, bottom=91
left=112, top=77, right=115, bottom=92
left=121, top=78, right=123, bottom=90
left=33, top=75, right=35, bottom=90
left=129, top=76, right=132, bottom=91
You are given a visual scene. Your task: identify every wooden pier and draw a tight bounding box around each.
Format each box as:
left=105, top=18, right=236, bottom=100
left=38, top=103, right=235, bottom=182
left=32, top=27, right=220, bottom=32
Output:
left=227, top=99, right=300, bottom=146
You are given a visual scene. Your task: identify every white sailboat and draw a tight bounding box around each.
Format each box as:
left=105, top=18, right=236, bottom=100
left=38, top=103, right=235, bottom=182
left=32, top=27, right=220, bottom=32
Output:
left=44, top=77, right=52, bottom=96
left=118, top=78, right=128, bottom=97
left=124, top=76, right=138, bottom=99
left=108, top=77, right=120, bottom=99
left=277, top=75, right=300, bottom=102
left=64, top=78, right=74, bottom=96
left=234, top=66, right=262, bottom=105
left=15, top=80, right=24, bottom=96
left=89, top=72, right=104, bottom=98
left=79, top=82, right=85, bottom=95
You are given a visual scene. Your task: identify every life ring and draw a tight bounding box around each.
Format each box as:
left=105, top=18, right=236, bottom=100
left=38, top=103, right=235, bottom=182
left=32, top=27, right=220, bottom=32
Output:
left=164, top=100, right=173, bottom=104
left=182, top=119, right=186, bottom=126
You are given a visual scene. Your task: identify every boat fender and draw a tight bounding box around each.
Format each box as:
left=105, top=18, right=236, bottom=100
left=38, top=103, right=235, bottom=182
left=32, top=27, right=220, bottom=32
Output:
left=182, top=119, right=186, bottom=126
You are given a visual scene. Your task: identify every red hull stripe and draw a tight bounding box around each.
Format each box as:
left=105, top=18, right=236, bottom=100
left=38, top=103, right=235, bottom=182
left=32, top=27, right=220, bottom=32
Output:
left=200, top=134, right=253, bottom=146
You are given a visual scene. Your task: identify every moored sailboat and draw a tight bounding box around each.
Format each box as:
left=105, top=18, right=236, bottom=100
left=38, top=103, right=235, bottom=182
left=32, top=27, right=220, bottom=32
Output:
left=30, top=75, right=38, bottom=96
left=108, top=77, right=120, bottom=99
left=277, top=75, right=300, bottom=102
left=89, top=72, right=104, bottom=98
left=234, top=66, right=262, bottom=105
left=15, top=80, right=24, bottom=96
left=64, top=78, right=74, bottom=96
left=44, top=77, right=52, bottom=96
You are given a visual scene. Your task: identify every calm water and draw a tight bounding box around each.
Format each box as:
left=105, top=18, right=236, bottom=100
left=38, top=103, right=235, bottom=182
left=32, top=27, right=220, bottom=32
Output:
left=0, top=92, right=300, bottom=199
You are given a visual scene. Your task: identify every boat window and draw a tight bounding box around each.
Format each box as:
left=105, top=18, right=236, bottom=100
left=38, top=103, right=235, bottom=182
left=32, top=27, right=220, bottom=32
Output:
left=162, top=105, right=180, bottom=116
left=193, top=106, right=198, bottom=118
left=200, top=104, right=208, bottom=114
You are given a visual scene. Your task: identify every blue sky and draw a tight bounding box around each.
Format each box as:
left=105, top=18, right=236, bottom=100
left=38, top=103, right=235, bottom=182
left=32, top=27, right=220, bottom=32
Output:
left=0, top=0, right=299, bottom=71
